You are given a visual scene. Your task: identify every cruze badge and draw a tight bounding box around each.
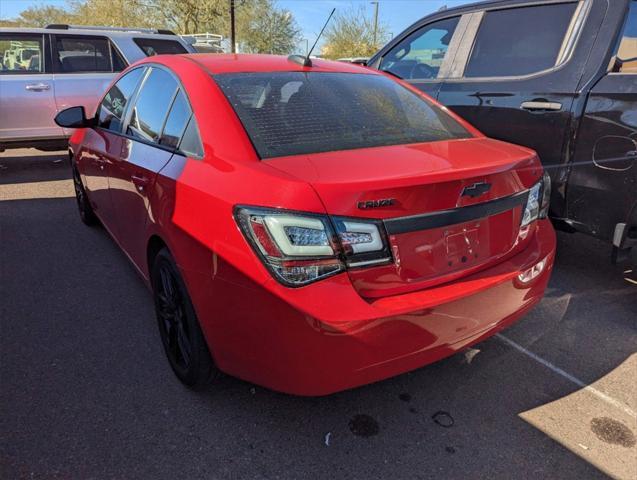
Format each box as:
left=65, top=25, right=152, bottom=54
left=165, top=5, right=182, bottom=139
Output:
left=357, top=198, right=395, bottom=209
left=461, top=182, right=491, bottom=198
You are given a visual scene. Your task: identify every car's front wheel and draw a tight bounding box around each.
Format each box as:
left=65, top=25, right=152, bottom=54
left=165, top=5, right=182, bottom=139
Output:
left=72, top=166, right=98, bottom=226
left=151, top=248, right=218, bottom=389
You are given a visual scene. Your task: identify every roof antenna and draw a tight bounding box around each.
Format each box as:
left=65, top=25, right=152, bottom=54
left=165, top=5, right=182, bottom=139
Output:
left=288, top=7, right=335, bottom=67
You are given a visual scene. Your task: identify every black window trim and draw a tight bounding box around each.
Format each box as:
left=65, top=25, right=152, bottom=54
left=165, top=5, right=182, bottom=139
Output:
left=51, top=33, right=129, bottom=74
left=0, top=32, right=49, bottom=75
left=94, top=63, right=204, bottom=159
left=157, top=87, right=182, bottom=144
left=106, top=39, right=129, bottom=72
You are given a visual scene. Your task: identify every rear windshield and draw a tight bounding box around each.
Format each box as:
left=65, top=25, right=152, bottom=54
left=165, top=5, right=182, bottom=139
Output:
left=214, top=72, right=471, bottom=159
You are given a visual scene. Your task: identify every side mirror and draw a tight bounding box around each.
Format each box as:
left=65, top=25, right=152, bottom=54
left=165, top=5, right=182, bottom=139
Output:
left=54, top=106, right=94, bottom=128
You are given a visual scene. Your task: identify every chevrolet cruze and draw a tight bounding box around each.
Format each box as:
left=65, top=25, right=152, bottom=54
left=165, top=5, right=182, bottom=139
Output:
left=55, top=54, right=556, bottom=395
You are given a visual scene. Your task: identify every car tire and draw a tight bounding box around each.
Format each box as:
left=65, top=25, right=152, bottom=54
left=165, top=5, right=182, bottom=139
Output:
left=72, top=166, right=98, bottom=226
left=151, top=248, right=218, bottom=390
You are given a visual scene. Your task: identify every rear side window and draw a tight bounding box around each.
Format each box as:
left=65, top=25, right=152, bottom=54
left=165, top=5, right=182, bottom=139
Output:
left=127, top=67, right=177, bottom=143
left=55, top=36, right=126, bottom=73
left=97, top=67, right=145, bottom=132
left=160, top=89, right=191, bottom=148
left=215, top=72, right=470, bottom=159
left=616, top=1, right=637, bottom=73
left=179, top=117, right=204, bottom=158
left=0, top=34, right=43, bottom=74
left=380, top=17, right=460, bottom=80
left=465, top=3, right=578, bottom=78
left=134, top=38, right=188, bottom=56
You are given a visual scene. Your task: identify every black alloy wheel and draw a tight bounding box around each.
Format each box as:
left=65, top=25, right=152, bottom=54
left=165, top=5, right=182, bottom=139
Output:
left=151, top=248, right=217, bottom=389
left=72, top=166, right=98, bottom=226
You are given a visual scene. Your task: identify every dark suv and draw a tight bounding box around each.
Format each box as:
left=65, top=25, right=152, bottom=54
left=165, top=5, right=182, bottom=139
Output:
left=369, top=0, right=637, bottom=263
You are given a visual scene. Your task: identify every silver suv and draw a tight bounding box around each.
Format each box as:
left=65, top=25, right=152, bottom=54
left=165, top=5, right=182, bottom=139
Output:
left=0, top=25, right=196, bottom=152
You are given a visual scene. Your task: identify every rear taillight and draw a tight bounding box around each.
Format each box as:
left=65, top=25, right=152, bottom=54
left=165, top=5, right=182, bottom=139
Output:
left=539, top=171, right=551, bottom=219
left=234, top=206, right=391, bottom=287
left=521, top=172, right=551, bottom=227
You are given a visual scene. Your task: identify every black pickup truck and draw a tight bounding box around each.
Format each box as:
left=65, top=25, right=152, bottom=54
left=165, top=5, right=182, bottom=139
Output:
left=369, top=0, right=637, bottom=264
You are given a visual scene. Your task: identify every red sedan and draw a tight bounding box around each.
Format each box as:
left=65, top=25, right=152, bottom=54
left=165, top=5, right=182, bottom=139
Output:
left=55, top=54, right=556, bottom=396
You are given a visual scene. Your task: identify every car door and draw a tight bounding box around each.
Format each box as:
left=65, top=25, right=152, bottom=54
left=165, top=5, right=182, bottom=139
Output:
left=51, top=34, right=127, bottom=132
left=78, top=66, right=146, bottom=232
left=369, top=14, right=467, bottom=99
left=110, top=66, right=182, bottom=267
left=566, top=0, right=637, bottom=247
left=436, top=0, right=607, bottom=217
left=0, top=32, right=62, bottom=143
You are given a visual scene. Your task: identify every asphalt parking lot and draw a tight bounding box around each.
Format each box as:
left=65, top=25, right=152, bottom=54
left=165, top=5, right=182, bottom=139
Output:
left=1, top=149, right=636, bottom=480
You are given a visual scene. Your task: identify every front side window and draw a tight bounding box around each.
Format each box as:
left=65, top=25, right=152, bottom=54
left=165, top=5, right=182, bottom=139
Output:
left=55, top=36, right=125, bottom=73
left=127, top=67, right=178, bottom=143
left=215, top=72, right=471, bottom=159
left=380, top=17, right=459, bottom=80
left=0, top=35, right=43, bottom=74
left=615, top=1, right=637, bottom=73
left=465, top=3, right=578, bottom=78
left=97, top=67, right=145, bottom=132
left=133, top=38, right=188, bottom=56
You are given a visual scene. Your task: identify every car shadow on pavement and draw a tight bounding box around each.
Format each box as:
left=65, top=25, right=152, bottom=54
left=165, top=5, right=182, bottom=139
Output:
left=0, top=149, right=71, bottom=185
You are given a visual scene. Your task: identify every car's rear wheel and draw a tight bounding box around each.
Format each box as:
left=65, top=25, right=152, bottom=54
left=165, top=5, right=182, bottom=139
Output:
left=151, top=248, right=218, bottom=389
left=72, top=166, right=98, bottom=226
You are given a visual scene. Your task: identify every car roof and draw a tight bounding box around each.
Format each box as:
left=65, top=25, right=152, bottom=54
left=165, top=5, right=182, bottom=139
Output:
left=0, top=26, right=182, bottom=41
left=419, top=0, right=537, bottom=16
left=177, top=53, right=377, bottom=75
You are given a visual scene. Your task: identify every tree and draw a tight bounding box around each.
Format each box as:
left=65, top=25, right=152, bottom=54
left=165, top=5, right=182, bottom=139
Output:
left=321, top=7, right=388, bottom=59
left=238, top=0, right=300, bottom=54
left=1, top=5, right=72, bottom=27
left=62, top=0, right=161, bottom=29
left=1, top=0, right=299, bottom=54
left=141, top=0, right=227, bottom=35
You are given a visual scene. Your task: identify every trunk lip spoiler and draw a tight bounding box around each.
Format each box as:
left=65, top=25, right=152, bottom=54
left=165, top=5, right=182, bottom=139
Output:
left=384, top=189, right=530, bottom=235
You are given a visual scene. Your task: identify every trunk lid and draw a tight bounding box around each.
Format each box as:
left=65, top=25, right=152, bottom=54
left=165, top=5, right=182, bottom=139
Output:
left=266, top=138, right=543, bottom=298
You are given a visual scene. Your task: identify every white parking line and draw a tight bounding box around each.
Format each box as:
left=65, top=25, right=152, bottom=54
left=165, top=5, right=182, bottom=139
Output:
left=496, top=333, right=637, bottom=419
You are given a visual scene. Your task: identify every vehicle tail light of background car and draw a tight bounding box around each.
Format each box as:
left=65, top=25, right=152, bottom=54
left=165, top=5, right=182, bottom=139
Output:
left=235, top=172, right=551, bottom=287
left=521, top=172, right=551, bottom=227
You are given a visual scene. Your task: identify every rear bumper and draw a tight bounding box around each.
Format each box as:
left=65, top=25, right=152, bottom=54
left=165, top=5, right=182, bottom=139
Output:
left=200, top=219, right=556, bottom=396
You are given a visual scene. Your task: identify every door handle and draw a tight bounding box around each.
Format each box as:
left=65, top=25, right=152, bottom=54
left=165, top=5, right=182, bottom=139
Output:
left=131, top=174, right=149, bottom=192
left=25, top=83, right=51, bottom=91
left=521, top=101, right=562, bottom=111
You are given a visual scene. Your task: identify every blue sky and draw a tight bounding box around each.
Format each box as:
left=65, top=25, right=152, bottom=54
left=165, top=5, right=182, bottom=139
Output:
left=278, top=1, right=469, bottom=44
left=1, top=0, right=471, bottom=43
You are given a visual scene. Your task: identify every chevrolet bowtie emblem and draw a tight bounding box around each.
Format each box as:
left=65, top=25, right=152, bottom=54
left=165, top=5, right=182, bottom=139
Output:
left=461, top=182, right=491, bottom=198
